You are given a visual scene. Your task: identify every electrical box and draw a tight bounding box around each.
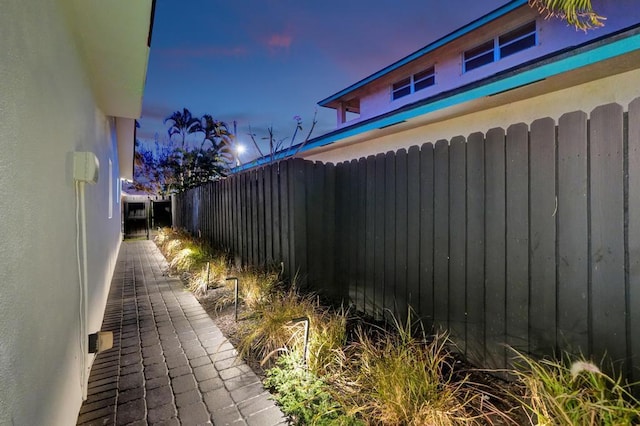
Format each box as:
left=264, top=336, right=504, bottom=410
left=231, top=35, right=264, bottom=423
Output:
left=73, top=152, right=99, bottom=184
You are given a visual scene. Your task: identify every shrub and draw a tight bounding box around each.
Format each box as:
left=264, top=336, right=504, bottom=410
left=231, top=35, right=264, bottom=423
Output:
left=264, top=351, right=361, bottom=425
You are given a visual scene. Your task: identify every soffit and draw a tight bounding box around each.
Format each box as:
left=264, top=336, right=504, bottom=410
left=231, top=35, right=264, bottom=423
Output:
left=63, top=0, right=153, bottom=119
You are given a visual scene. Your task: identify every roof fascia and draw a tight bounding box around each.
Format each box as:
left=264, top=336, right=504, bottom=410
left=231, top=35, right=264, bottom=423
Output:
left=318, top=0, right=529, bottom=107
left=305, top=31, right=640, bottom=154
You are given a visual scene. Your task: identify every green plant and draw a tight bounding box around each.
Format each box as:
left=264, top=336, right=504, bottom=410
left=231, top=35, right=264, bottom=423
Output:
left=213, top=268, right=280, bottom=311
left=329, top=310, right=497, bottom=426
left=239, top=288, right=317, bottom=363
left=265, top=351, right=361, bottom=426
left=511, top=351, right=640, bottom=425
left=307, top=307, right=348, bottom=376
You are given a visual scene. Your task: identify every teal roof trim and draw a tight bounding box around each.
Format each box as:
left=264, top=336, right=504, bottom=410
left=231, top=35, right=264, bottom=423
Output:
left=318, top=0, right=529, bottom=107
left=233, top=29, right=640, bottom=173
left=304, top=32, right=640, bottom=154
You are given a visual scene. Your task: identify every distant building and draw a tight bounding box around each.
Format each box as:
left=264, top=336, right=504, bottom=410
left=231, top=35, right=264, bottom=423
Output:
left=253, top=0, right=640, bottom=165
left=0, top=1, right=153, bottom=424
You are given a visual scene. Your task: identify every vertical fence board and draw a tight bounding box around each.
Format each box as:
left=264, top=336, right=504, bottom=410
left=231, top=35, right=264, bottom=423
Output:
left=529, top=117, right=557, bottom=356
left=407, top=146, right=421, bottom=312
left=557, top=111, right=589, bottom=355
left=238, top=173, right=247, bottom=265
left=324, top=163, right=337, bottom=299
left=365, top=156, right=377, bottom=316
left=449, top=136, right=467, bottom=352
left=374, top=153, right=386, bottom=320
left=251, top=170, right=259, bottom=265
left=466, top=132, right=485, bottom=365
left=357, top=158, right=368, bottom=311
left=590, top=103, right=626, bottom=372
left=419, top=143, right=435, bottom=326
left=628, top=98, right=640, bottom=382
left=257, top=168, right=266, bottom=266
left=395, top=149, right=409, bottom=321
left=434, top=140, right=449, bottom=329
left=280, top=161, right=291, bottom=277
left=264, top=166, right=273, bottom=264
left=306, top=162, right=322, bottom=289
left=384, top=152, right=397, bottom=317
left=348, top=160, right=359, bottom=305
left=272, top=164, right=281, bottom=264
left=334, top=162, right=348, bottom=302
left=292, top=159, right=308, bottom=285
left=485, top=127, right=507, bottom=370
left=506, top=123, right=530, bottom=355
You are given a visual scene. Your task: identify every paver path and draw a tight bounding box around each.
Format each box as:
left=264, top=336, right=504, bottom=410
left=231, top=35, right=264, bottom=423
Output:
left=77, top=240, right=287, bottom=426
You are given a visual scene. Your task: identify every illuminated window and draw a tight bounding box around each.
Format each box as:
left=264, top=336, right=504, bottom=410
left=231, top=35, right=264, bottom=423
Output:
left=108, top=159, right=113, bottom=219
left=392, top=66, right=435, bottom=100
left=463, top=21, right=536, bottom=73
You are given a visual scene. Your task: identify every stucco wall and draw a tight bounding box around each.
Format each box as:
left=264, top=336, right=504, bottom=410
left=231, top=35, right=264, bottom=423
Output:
left=306, top=68, right=640, bottom=164
left=0, top=1, right=122, bottom=425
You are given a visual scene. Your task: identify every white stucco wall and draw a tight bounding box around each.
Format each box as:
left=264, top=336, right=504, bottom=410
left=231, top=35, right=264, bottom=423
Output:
left=306, top=68, right=640, bottom=164
left=0, top=1, right=123, bottom=425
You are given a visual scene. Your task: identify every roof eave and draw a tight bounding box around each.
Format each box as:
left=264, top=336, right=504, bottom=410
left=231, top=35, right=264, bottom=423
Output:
left=318, top=0, right=529, bottom=108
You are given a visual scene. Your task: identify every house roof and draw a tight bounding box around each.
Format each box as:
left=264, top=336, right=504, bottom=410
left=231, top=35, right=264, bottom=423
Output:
left=318, top=0, right=529, bottom=108
left=234, top=23, right=640, bottom=171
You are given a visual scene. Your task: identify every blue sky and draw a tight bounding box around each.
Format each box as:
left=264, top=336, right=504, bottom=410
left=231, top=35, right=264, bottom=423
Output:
left=139, top=0, right=508, bottom=160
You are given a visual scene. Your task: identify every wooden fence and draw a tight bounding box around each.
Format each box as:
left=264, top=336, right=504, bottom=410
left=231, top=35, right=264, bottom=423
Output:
left=174, top=99, right=640, bottom=380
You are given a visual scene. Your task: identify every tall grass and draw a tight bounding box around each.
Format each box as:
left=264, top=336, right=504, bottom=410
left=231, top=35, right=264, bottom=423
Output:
left=511, top=351, right=640, bottom=425
left=328, top=310, right=506, bottom=426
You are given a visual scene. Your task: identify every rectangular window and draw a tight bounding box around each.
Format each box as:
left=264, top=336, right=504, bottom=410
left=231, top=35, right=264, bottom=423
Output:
left=499, top=21, right=536, bottom=58
left=413, top=67, right=435, bottom=92
left=463, top=40, right=495, bottom=72
left=463, top=21, right=536, bottom=73
left=392, top=77, right=412, bottom=100
left=108, top=159, right=113, bottom=219
left=391, top=66, right=435, bottom=100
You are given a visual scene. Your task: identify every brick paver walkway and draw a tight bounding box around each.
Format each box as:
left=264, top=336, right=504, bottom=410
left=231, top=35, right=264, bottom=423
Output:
left=77, top=240, right=287, bottom=426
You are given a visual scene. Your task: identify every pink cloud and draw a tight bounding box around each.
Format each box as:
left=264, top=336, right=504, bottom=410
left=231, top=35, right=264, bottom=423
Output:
left=266, top=33, right=292, bottom=50
left=157, top=45, right=248, bottom=59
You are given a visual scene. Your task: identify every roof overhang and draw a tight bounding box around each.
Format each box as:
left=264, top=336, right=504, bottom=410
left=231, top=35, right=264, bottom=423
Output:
left=319, top=0, right=529, bottom=109
left=62, top=0, right=155, bottom=179
left=235, top=25, right=640, bottom=171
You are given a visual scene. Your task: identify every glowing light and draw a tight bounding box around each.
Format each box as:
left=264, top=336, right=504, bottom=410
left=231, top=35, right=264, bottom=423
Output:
left=236, top=144, right=246, bottom=154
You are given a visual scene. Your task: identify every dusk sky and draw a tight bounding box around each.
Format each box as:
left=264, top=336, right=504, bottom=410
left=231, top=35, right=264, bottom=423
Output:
left=139, top=0, right=510, bottom=160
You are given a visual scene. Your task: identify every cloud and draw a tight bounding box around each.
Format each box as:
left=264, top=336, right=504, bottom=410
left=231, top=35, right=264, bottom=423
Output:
left=157, top=45, right=248, bottom=59
left=266, top=33, right=293, bottom=50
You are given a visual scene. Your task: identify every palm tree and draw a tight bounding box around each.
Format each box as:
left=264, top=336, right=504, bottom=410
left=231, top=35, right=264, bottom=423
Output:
left=200, top=114, right=235, bottom=166
left=164, top=108, right=201, bottom=149
left=529, top=0, right=605, bottom=30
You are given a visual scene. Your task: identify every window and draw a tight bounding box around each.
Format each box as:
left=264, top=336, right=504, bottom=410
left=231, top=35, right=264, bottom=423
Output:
left=463, top=21, right=536, bottom=73
left=414, top=67, right=436, bottom=91
left=464, top=40, right=495, bottom=72
left=108, top=159, right=113, bottom=219
left=499, top=21, right=536, bottom=58
left=392, top=66, right=435, bottom=100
